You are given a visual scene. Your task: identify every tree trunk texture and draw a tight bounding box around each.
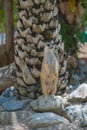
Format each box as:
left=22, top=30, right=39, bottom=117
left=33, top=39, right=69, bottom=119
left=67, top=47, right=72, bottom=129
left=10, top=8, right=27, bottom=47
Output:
left=15, top=0, right=69, bottom=99
left=0, top=63, right=16, bottom=93
left=4, top=0, right=14, bottom=64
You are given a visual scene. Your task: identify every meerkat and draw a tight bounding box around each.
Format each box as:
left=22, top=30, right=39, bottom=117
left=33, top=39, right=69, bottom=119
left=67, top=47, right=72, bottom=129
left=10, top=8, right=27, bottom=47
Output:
left=40, top=42, right=59, bottom=102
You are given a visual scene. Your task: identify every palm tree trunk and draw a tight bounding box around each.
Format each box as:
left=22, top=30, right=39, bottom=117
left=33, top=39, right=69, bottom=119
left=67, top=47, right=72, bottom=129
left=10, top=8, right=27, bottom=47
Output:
left=15, top=0, right=69, bottom=99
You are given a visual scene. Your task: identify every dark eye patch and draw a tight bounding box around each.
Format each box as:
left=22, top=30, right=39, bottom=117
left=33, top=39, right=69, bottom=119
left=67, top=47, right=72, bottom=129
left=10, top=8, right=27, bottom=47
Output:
left=47, top=43, right=51, bottom=47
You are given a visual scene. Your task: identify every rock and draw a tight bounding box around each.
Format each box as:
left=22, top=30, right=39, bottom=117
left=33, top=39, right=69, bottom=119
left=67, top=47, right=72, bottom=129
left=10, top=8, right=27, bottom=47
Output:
left=30, top=95, right=70, bottom=120
left=0, top=123, right=29, bottom=130
left=71, top=74, right=81, bottom=85
left=1, top=99, right=30, bottom=111
left=68, top=84, right=79, bottom=92
left=80, top=107, right=87, bottom=127
left=1, top=86, right=17, bottom=98
left=0, top=110, right=34, bottom=125
left=66, top=83, right=87, bottom=103
left=0, top=97, right=11, bottom=105
left=28, top=92, right=35, bottom=99
left=0, top=121, right=86, bottom=130
left=79, top=60, right=87, bottom=74
left=65, top=104, right=87, bottom=126
left=25, top=112, right=69, bottom=128
left=71, top=60, right=87, bottom=85
left=71, top=74, right=87, bottom=85
left=37, top=120, right=85, bottom=130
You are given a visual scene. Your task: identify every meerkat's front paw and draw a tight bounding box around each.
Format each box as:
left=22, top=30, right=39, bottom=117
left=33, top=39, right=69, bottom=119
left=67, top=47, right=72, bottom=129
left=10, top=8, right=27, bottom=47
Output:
left=51, top=95, right=56, bottom=101
left=44, top=95, right=48, bottom=103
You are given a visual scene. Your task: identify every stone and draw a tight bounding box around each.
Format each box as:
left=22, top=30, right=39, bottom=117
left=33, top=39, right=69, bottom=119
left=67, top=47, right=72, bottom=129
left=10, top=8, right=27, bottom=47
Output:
left=66, top=83, right=87, bottom=103
left=65, top=104, right=87, bottom=126
left=37, top=120, right=85, bottom=130
left=26, top=112, right=69, bottom=128
left=0, top=97, right=11, bottom=105
left=30, top=95, right=70, bottom=120
left=80, top=107, right=87, bottom=127
left=28, top=92, right=35, bottom=99
left=0, top=123, right=29, bottom=130
left=70, top=60, right=87, bottom=85
left=1, top=86, right=17, bottom=98
left=1, top=99, right=30, bottom=111
left=71, top=74, right=87, bottom=85
left=71, top=74, right=81, bottom=85
left=0, top=110, right=34, bottom=125
left=79, top=60, right=87, bottom=74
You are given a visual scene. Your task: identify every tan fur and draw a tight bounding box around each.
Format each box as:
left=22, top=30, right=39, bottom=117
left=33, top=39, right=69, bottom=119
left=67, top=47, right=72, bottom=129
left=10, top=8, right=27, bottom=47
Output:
left=40, top=45, right=59, bottom=101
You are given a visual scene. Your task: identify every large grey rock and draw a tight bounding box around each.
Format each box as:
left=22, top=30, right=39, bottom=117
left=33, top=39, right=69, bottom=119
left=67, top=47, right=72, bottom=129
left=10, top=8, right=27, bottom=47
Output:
left=30, top=95, right=70, bottom=120
left=65, top=104, right=87, bottom=126
left=1, top=99, right=30, bottom=111
left=67, top=83, right=87, bottom=103
left=0, top=123, right=29, bottom=130
left=0, top=97, right=11, bottom=105
left=0, top=110, right=34, bottom=125
left=37, top=120, right=85, bottom=130
left=80, top=107, right=87, bottom=127
left=26, top=112, right=69, bottom=128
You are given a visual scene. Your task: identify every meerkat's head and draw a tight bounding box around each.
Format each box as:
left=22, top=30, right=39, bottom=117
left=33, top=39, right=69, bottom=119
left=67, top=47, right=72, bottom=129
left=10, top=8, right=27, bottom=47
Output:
left=44, top=42, right=54, bottom=53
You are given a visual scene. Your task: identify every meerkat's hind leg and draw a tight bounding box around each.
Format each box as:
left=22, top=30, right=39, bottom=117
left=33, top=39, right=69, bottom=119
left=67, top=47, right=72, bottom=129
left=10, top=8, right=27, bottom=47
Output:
left=51, top=94, right=56, bottom=101
left=44, top=95, right=48, bottom=103
left=42, top=88, right=48, bottom=103
left=51, top=86, right=57, bottom=101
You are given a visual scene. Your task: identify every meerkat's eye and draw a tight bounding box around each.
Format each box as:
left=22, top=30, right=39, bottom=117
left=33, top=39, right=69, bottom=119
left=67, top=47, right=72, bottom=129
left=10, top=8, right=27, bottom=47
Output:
left=46, top=43, right=50, bottom=47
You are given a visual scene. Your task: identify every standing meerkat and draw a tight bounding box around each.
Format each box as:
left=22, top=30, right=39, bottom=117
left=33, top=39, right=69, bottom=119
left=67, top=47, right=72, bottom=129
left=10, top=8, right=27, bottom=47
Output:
left=40, top=42, right=59, bottom=102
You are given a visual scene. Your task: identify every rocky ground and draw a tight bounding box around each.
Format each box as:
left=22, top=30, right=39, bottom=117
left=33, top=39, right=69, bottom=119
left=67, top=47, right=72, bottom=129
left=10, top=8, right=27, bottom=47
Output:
left=0, top=76, right=87, bottom=129
left=0, top=49, right=87, bottom=129
left=0, top=84, right=87, bottom=130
